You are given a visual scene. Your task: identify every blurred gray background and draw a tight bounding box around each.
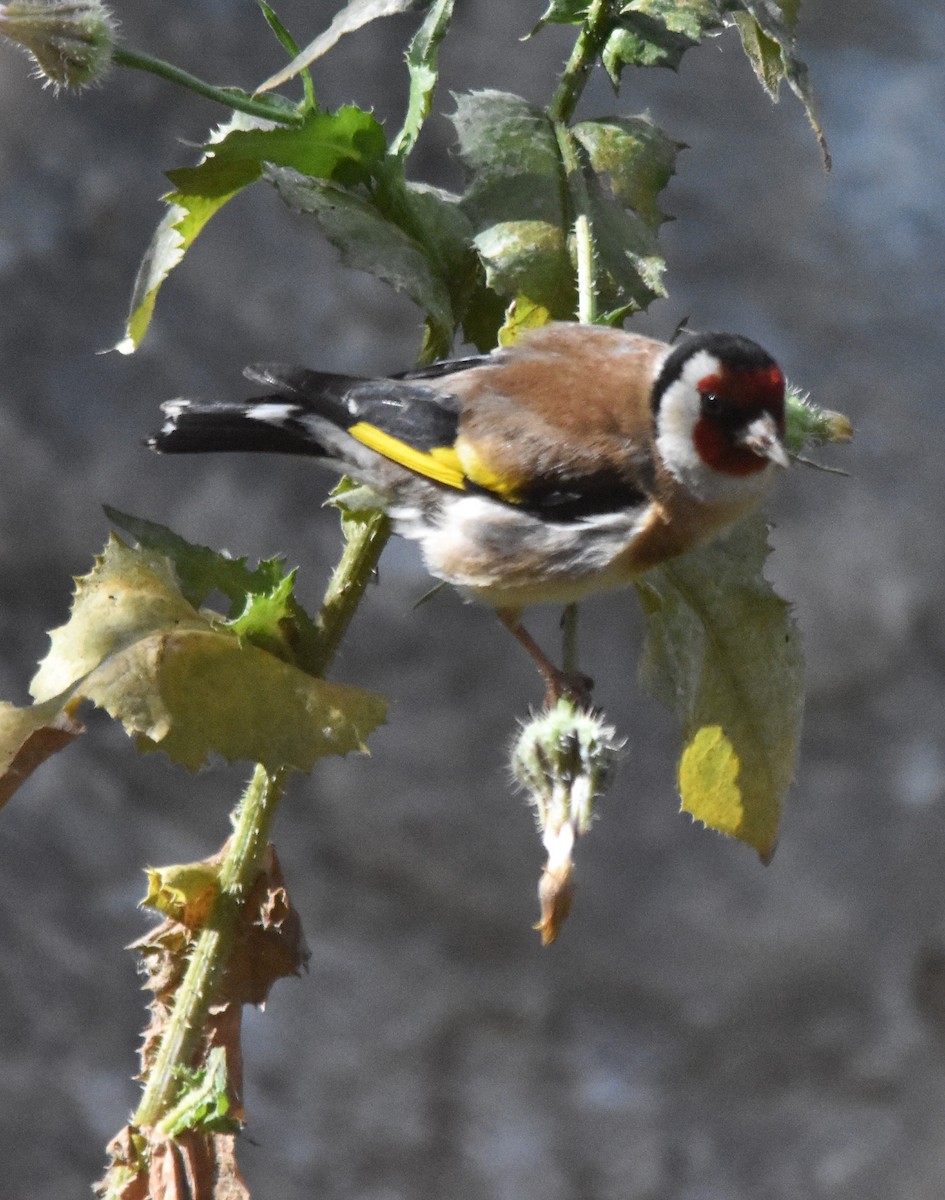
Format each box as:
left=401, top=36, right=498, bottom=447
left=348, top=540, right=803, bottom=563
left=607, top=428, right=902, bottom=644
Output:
left=2, top=2, right=945, bottom=1197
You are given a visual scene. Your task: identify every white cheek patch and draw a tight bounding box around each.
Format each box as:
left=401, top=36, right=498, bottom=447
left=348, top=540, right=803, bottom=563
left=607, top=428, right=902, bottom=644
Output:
left=655, top=349, right=717, bottom=485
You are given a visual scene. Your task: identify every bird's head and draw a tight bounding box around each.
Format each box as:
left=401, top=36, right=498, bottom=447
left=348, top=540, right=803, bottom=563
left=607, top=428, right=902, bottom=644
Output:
left=652, top=332, right=788, bottom=503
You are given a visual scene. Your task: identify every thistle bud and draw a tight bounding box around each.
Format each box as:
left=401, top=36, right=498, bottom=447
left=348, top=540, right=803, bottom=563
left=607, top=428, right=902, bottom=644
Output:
left=511, top=698, right=622, bottom=944
left=0, top=0, right=116, bottom=91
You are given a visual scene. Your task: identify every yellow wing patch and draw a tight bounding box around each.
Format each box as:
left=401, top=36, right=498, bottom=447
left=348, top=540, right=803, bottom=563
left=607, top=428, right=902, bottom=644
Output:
left=348, top=422, right=467, bottom=490
left=454, top=434, right=524, bottom=501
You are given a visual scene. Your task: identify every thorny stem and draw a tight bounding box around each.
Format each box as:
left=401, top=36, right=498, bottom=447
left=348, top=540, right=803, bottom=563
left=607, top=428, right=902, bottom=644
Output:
left=112, top=47, right=303, bottom=125
left=548, top=0, right=615, bottom=125
left=552, top=4, right=614, bottom=676
left=133, top=507, right=391, bottom=1127
left=133, top=765, right=286, bottom=1127
left=554, top=122, right=598, bottom=326
left=310, top=509, right=392, bottom=678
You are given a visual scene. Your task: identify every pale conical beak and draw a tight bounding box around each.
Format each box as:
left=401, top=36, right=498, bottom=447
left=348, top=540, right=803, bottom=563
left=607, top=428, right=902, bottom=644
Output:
left=737, top=413, right=791, bottom=469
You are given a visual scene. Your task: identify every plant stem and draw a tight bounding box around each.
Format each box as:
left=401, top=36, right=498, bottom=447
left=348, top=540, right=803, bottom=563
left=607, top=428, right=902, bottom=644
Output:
left=112, top=47, right=303, bottom=125
left=133, top=765, right=286, bottom=1127
left=310, top=508, right=391, bottom=678
left=548, top=0, right=615, bottom=125
left=133, top=507, right=390, bottom=1127
left=554, top=122, right=597, bottom=325
left=561, top=604, right=580, bottom=678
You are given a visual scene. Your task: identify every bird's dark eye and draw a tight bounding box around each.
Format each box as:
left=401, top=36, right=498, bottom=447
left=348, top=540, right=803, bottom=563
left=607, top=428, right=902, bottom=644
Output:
left=700, top=392, right=727, bottom=419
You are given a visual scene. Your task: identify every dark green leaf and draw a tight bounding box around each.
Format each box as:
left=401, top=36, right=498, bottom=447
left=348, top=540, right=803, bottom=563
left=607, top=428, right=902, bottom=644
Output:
left=266, top=167, right=456, bottom=347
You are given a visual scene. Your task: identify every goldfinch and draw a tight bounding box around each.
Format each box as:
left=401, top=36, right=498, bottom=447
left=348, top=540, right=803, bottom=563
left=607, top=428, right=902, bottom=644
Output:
left=151, top=322, right=789, bottom=697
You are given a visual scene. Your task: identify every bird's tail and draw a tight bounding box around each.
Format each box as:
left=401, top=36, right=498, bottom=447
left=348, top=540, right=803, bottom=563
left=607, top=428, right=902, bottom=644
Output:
left=149, top=366, right=368, bottom=461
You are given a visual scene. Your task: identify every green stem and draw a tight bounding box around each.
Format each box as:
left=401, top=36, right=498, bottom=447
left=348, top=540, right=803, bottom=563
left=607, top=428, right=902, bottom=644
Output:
left=133, top=505, right=390, bottom=1128
left=310, top=507, right=391, bottom=678
left=548, top=0, right=614, bottom=125
left=112, top=47, right=303, bottom=125
left=133, top=765, right=286, bottom=1128
left=554, top=122, right=597, bottom=325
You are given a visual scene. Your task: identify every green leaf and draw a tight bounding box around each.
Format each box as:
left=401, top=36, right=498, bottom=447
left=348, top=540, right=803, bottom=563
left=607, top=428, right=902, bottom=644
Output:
left=453, top=91, right=565, bottom=230
left=733, top=0, right=829, bottom=167
left=392, top=0, right=454, bottom=156
left=635, top=515, right=804, bottom=860
left=572, top=115, right=681, bottom=229
left=473, top=220, right=575, bottom=318
left=104, top=507, right=326, bottom=674
left=265, top=167, right=457, bottom=349
left=256, top=0, right=429, bottom=95
left=116, top=107, right=386, bottom=352
left=104, top=507, right=284, bottom=612
left=114, top=155, right=260, bottom=355
left=532, top=0, right=588, bottom=27
left=26, top=538, right=386, bottom=773
left=160, top=1048, right=238, bottom=1137
left=453, top=91, right=576, bottom=317
left=603, top=0, right=727, bottom=80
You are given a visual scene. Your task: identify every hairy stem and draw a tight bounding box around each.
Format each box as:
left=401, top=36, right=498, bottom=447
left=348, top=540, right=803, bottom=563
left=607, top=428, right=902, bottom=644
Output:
left=133, top=765, right=286, bottom=1127
left=133, top=506, right=390, bottom=1127
left=548, top=0, right=614, bottom=125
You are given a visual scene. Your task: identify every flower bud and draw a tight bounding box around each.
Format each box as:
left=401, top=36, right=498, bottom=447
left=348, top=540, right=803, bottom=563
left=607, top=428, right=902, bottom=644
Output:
left=0, top=0, right=116, bottom=91
left=511, top=698, right=622, bottom=944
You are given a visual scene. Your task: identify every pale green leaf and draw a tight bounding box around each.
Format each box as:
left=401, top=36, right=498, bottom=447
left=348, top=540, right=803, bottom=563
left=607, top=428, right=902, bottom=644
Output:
left=257, top=0, right=429, bottom=94
left=116, top=107, right=386, bottom=352
left=392, top=0, right=454, bottom=156
left=473, top=221, right=575, bottom=317
left=603, top=0, right=726, bottom=80
left=572, top=115, right=681, bottom=229
left=453, top=91, right=565, bottom=229
left=635, top=515, right=804, bottom=859
left=733, top=0, right=829, bottom=167
left=27, top=538, right=386, bottom=774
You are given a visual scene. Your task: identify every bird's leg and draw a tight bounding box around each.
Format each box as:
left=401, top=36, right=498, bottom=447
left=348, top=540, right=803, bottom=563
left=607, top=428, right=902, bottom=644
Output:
left=496, top=608, right=594, bottom=707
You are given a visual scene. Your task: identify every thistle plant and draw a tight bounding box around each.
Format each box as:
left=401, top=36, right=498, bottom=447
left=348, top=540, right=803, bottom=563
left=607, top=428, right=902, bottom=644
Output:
left=0, top=2, right=850, bottom=1195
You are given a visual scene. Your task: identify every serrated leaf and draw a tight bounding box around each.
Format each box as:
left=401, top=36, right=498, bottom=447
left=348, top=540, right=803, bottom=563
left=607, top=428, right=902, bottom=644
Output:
left=105, top=507, right=327, bottom=674
left=603, top=0, right=726, bottom=80
left=732, top=1, right=829, bottom=167
left=392, top=0, right=454, bottom=156
left=453, top=91, right=565, bottom=229
left=26, top=538, right=386, bottom=774
left=116, top=107, right=386, bottom=352
left=453, top=92, right=578, bottom=316
left=266, top=167, right=456, bottom=346
left=635, top=515, right=803, bottom=859
left=572, top=115, right=681, bottom=229
left=257, top=0, right=429, bottom=94
left=31, top=538, right=204, bottom=702
left=473, top=220, right=575, bottom=318
left=531, top=0, right=588, bottom=28
left=103, top=506, right=285, bottom=613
